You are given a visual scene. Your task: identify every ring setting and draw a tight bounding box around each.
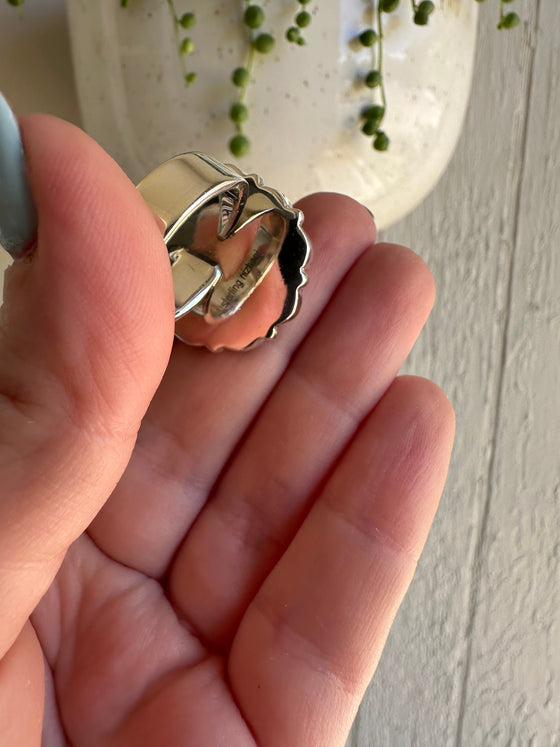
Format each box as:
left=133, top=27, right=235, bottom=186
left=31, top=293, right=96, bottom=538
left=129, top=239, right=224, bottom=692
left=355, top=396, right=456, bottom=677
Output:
left=137, top=152, right=310, bottom=351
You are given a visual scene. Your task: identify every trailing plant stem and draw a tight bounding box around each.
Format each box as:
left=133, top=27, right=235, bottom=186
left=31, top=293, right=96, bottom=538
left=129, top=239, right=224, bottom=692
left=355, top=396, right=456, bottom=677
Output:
left=377, top=3, right=387, bottom=112
left=164, top=0, right=197, bottom=85
left=239, top=45, right=257, bottom=108
left=166, top=0, right=188, bottom=79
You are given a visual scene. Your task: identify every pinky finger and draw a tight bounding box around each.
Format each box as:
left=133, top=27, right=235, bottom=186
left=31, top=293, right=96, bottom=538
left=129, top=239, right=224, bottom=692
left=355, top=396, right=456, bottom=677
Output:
left=229, top=376, right=455, bottom=747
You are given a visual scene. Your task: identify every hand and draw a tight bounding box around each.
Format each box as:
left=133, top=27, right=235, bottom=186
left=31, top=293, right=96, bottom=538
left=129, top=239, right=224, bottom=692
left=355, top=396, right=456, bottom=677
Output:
left=0, top=116, right=454, bottom=747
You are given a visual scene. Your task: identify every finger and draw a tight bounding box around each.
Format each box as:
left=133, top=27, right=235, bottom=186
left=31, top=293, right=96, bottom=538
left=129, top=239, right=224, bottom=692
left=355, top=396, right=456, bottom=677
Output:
left=0, top=622, right=44, bottom=747
left=169, top=242, right=435, bottom=648
left=0, top=115, right=174, bottom=656
left=228, top=376, right=455, bottom=747
left=88, top=193, right=377, bottom=575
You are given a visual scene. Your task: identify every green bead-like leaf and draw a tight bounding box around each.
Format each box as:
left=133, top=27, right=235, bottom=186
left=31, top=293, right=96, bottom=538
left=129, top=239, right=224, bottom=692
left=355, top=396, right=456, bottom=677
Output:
left=180, top=38, right=194, bottom=55
left=380, top=0, right=399, bottom=13
left=362, top=120, right=378, bottom=136
left=365, top=70, right=382, bottom=88
left=230, top=102, right=249, bottom=124
left=363, top=105, right=385, bottom=124
left=244, top=5, right=265, bottom=29
left=296, top=10, right=312, bottom=28
left=359, top=29, right=378, bottom=47
left=180, top=12, right=196, bottom=29
left=253, top=33, right=275, bottom=53
left=418, top=1, right=435, bottom=14
left=286, top=26, right=300, bottom=42
left=373, top=131, right=390, bottom=151
left=499, top=12, right=521, bottom=29
left=232, top=67, right=250, bottom=87
left=414, top=9, right=429, bottom=25
left=230, top=134, right=251, bottom=158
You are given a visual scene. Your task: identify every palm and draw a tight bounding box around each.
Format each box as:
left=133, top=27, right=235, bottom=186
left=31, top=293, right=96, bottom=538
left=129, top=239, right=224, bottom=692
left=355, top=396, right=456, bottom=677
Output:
left=1, top=118, right=454, bottom=747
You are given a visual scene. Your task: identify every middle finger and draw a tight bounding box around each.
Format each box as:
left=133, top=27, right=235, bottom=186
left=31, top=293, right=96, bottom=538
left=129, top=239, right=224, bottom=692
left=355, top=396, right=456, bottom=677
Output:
left=168, top=240, right=435, bottom=648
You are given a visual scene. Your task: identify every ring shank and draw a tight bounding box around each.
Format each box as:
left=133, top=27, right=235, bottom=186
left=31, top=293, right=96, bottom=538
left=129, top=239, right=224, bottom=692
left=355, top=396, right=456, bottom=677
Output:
left=136, top=152, right=309, bottom=350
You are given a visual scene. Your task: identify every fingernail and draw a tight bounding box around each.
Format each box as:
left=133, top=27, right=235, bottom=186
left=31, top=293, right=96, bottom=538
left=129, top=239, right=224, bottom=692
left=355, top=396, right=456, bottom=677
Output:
left=0, top=92, right=37, bottom=258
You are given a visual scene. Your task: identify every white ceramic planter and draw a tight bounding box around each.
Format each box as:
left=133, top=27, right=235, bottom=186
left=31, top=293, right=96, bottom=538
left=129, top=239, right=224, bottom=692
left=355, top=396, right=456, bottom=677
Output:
left=68, top=0, right=477, bottom=229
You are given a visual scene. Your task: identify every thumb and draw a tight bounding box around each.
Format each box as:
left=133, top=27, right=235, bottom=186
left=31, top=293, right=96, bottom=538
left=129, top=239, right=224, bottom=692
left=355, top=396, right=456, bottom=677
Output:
left=0, top=113, right=174, bottom=656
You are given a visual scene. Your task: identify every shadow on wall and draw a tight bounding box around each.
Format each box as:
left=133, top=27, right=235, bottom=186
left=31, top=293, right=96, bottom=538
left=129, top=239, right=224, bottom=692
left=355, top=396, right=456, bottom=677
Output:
left=0, top=0, right=81, bottom=122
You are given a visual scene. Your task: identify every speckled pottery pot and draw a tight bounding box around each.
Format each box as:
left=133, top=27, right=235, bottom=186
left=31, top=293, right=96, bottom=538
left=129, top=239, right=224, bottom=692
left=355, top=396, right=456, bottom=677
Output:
left=67, top=0, right=477, bottom=229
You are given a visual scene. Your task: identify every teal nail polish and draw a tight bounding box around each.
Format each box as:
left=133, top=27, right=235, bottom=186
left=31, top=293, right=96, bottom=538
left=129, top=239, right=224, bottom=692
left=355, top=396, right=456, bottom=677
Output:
left=0, top=93, right=37, bottom=258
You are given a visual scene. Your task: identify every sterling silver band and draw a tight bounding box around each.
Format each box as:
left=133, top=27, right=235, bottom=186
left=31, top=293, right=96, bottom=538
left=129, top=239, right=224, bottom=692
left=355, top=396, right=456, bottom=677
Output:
left=137, top=152, right=310, bottom=351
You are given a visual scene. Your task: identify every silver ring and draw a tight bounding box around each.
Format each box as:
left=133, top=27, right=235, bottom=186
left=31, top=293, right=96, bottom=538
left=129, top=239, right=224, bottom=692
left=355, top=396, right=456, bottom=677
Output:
left=137, top=152, right=310, bottom=351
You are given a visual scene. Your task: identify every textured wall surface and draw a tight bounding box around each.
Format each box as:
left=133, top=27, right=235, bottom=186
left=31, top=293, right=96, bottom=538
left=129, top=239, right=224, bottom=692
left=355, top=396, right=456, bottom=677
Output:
left=1, top=1, right=558, bottom=745
left=348, top=2, right=560, bottom=745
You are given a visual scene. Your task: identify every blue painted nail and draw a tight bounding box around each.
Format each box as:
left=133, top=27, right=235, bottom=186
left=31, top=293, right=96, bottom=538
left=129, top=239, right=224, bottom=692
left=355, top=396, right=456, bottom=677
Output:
left=0, top=92, right=37, bottom=258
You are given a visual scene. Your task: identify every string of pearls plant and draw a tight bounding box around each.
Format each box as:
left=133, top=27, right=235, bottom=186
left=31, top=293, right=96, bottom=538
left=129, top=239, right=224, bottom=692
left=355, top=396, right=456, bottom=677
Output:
left=227, top=0, right=315, bottom=158
left=357, top=0, right=520, bottom=152
left=6, top=0, right=522, bottom=156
